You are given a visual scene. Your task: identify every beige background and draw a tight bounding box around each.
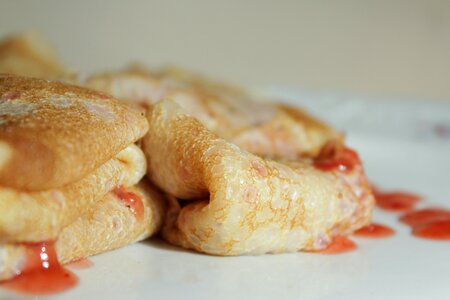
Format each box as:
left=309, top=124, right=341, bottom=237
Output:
left=0, top=0, right=449, bottom=101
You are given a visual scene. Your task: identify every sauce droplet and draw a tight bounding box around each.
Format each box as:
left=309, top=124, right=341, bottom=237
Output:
left=113, top=187, right=144, bottom=221
left=66, top=258, right=94, bottom=269
left=373, top=189, right=421, bottom=212
left=400, top=208, right=450, bottom=227
left=317, top=236, right=357, bottom=254
left=412, top=220, right=450, bottom=240
left=1, top=242, right=78, bottom=295
left=314, top=147, right=360, bottom=173
left=353, top=223, right=395, bottom=238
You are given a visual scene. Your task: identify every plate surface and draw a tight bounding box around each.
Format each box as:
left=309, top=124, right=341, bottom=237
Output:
left=2, top=89, right=450, bottom=300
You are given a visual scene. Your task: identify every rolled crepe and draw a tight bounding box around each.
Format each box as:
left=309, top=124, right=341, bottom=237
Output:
left=0, top=75, right=164, bottom=280
left=142, top=100, right=373, bottom=255
left=87, top=67, right=341, bottom=159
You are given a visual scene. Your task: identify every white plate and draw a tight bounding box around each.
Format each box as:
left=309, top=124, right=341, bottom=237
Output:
left=2, top=89, right=450, bottom=300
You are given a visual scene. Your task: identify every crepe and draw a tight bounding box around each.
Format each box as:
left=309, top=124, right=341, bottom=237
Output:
left=0, top=75, right=164, bottom=280
left=0, top=31, right=69, bottom=79
left=0, top=32, right=372, bottom=261
left=0, top=31, right=341, bottom=159
left=87, top=67, right=341, bottom=159
left=142, top=99, right=373, bottom=255
left=1, top=180, right=165, bottom=281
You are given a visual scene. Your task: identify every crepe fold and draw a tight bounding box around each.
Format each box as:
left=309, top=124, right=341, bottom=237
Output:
left=0, top=75, right=164, bottom=280
left=142, top=100, right=373, bottom=255
left=0, top=74, right=149, bottom=190
left=87, top=67, right=341, bottom=160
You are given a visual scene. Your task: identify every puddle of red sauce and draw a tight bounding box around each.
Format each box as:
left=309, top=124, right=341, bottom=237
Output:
left=353, top=223, right=395, bottom=238
left=373, top=189, right=422, bottom=212
left=317, top=236, right=357, bottom=254
left=66, top=258, right=94, bottom=269
left=314, top=147, right=360, bottom=173
left=412, top=220, right=450, bottom=240
left=400, top=208, right=450, bottom=227
left=1, top=241, right=78, bottom=295
left=398, top=208, right=450, bottom=241
left=113, top=186, right=144, bottom=221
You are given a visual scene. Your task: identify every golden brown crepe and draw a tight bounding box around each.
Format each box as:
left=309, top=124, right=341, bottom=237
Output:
left=0, top=75, right=147, bottom=191
left=87, top=67, right=341, bottom=159
left=0, top=75, right=164, bottom=280
left=0, top=31, right=69, bottom=79
left=142, top=100, right=373, bottom=255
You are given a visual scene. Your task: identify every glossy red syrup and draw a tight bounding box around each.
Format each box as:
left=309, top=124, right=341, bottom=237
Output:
left=1, top=242, right=78, bottom=295
left=353, top=223, right=395, bottom=238
left=113, top=187, right=144, bottom=221
left=318, top=236, right=357, bottom=254
left=66, top=258, right=94, bottom=269
left=412, top=220, right=450, bottom=240
left=373, top=189, right=422, bottom=212
left=314, top=147, right=360, bottom=173
left=400, top=208, right=450, bottom=227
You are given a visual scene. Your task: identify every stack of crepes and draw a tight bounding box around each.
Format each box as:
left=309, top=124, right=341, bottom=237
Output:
left=0, top=33, right=165, bottom=281
left=0, top=31, right=374, bottom=281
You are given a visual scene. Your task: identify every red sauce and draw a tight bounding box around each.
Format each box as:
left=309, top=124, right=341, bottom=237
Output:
left=314, top=147, right=360, bottom=173
left=412, top=220, right=450, bottom=240
left=371, top=185, right=450, bottom=242
left=373, top=189, right=421, bottom=212
left=400, top=208, right=450, bottom=227
left=1, top=242, right=78, bottom=295
left=113, top=187, right=144, bottom=221
left=353, top=223, right=395, bottom=238
left=318, top=236, right=357, bottom=254
left=66, top=258, right=94, bottom=269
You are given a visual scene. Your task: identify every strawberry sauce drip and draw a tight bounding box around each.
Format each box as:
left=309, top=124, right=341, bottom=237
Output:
left=373, top=188, right=422, bottom=212
left=353, top=223, right=395, bottom=238
left=412, top=220, right=450, bottom=240
left=1, top=241, right=78, bottom=295
left=400, top=208, right=450, bottom=227
left=113, top=187, right=144, bottom=221
left=314, top=147, right=360, bottom=173
left=399, top=208, right=450, bottom=241
left=317, top=236, right=357, bottom=254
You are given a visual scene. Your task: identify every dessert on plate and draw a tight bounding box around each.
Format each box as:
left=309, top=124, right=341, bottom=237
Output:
left=0, top=31, right=374, bottom=273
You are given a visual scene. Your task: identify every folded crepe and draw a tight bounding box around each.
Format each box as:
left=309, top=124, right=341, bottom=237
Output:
left=0, top=32, right=341, bottom=159
left=142, top=99, right=373, bottom=255
left=0, top=31, right=69, bottom=80
left=0, top=75, right=164, bottom=280
left=0, top=32, right=372, bottom=258
left=87, top=67, right=341, bottom=160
